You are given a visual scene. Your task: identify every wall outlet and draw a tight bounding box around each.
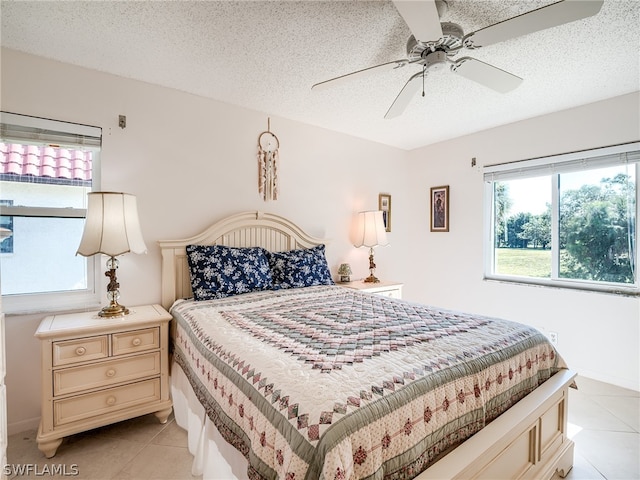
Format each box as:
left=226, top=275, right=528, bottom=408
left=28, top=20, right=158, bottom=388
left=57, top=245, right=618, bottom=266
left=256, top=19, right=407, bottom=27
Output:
left=548, top=331, right=558, bottom=345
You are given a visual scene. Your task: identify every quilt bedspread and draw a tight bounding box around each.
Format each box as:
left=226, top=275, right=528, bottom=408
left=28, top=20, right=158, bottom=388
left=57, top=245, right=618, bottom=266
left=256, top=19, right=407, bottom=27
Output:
left=171, top=285, right=567, bottom=480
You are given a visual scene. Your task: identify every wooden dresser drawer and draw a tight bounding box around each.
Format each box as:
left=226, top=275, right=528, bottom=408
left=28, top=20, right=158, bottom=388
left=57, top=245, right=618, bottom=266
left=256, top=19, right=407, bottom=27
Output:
left=53, top=378, right=161, bottom=426
left=53, top=336, right=109, bottom=367
left=53, top=352, right=161, bottom=396
left=112, top=327, right=159, bottom=356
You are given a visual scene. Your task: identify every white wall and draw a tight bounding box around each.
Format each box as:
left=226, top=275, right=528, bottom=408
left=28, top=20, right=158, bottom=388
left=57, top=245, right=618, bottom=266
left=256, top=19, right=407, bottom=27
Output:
left=404, top=92, right=640, bottom=391
left=1, top=48, right=638, bottom=434
left=0, top=49, right=412, bottom=433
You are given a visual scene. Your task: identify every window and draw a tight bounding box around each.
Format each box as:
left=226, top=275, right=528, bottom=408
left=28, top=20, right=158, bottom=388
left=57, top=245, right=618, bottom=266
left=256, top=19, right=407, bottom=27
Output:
left=0, top=112, right=102, bottom=313
left=484, top=142, right=639, bottom=295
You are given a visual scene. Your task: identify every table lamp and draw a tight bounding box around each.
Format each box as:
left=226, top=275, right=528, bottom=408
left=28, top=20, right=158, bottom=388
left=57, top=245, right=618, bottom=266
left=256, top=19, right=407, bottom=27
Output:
left=76, top=192, right=147, bottom=317
left=353, top=210, right=388, bottom=283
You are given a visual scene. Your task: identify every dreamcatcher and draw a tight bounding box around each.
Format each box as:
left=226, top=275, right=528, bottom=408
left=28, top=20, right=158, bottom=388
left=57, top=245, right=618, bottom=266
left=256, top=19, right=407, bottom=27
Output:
left=257, top=118, right=280, bottom=201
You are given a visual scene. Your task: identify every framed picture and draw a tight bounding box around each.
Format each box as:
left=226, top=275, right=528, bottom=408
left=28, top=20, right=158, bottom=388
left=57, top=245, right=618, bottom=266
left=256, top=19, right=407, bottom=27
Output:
left=430, top=186, right=449, bottom=232
left=378, top=193, right=391, bottom=232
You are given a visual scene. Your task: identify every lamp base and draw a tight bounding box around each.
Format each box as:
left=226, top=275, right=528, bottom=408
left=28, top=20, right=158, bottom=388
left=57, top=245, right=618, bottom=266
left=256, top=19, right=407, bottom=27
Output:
left=364, top=247, right=380, bottom=283
left=100, top=256, right=130, bottom=318
left=98, top=303, right=130, bottom=318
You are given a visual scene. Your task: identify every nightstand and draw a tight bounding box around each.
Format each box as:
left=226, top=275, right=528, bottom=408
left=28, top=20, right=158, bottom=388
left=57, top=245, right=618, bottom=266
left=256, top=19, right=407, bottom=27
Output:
left=34, top=304, right=173, bottom=458
left=339, top=280, right=403, bottom=299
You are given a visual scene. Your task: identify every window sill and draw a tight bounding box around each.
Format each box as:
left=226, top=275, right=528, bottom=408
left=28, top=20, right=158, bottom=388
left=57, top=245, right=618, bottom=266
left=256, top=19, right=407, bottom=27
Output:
left=1, top=291, right=101, bottom=316
left=483, top=276, right=639, bottom=297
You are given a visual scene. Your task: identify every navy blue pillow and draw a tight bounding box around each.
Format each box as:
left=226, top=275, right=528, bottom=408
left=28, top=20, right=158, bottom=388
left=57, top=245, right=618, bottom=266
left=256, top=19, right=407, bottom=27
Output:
left=267, top=244, right=335, bottom=289
left=186, top=245, right=273, bottom=301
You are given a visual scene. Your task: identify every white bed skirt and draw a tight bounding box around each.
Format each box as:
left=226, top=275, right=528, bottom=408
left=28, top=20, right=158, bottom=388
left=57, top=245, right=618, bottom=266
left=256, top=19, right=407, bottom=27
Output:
left=171, top=364, right=250, bottom=480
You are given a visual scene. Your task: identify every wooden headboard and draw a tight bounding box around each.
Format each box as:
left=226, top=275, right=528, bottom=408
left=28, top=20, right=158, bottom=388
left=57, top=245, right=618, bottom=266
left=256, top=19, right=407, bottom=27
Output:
left=157, top=211, right=327, bottom=309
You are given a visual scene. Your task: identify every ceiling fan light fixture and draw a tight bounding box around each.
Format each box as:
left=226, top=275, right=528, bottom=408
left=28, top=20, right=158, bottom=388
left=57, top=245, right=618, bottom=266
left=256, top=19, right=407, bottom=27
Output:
left=407, top=23, right=463, bottom=62
left=424, top=50, right=448, bottom=71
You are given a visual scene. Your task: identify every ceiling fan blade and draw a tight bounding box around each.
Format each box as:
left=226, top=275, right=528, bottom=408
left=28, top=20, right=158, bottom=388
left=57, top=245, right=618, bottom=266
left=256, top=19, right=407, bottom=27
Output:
left=393, top=0, right=443, bottom=42
left=312, top=59, right=410, bottom=90
left=385, top=72, right=423, bottom=119
left=465, top=0, right=604, bottom=48
left=452, top=57, right=523, bottom=93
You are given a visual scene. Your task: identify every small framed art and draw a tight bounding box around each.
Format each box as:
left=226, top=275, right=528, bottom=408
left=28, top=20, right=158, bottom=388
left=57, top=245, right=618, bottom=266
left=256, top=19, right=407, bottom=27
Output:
left=378, top=193, right=391, bottom=232
left=430, top=186, right=449, bottom=232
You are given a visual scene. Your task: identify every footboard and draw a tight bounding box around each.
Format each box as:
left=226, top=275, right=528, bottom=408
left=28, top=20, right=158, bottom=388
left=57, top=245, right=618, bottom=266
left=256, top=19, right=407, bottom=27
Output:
left=419, top=369, right=576, bottom=480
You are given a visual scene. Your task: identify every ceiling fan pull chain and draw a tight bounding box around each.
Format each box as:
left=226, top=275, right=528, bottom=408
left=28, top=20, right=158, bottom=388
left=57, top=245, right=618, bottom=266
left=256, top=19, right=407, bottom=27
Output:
left=422, top=65, right=426, bottom=97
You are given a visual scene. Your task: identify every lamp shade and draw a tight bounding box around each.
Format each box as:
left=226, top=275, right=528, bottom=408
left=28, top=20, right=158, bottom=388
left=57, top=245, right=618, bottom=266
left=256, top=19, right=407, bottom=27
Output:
left=77, top=192, right=147, bottom=257
left=353, top=210, right=389, bottom=248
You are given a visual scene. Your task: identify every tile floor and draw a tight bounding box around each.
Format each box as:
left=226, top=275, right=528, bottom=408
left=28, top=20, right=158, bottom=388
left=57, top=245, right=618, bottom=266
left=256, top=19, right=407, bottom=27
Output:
left=6, top=376, right=639, bottom=479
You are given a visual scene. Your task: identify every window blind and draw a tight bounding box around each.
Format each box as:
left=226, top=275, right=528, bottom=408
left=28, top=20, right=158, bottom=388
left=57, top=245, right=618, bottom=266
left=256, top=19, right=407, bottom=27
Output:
left=0, top=111, right=101, bottom=148
left=483, top=142, right=640, bottom=182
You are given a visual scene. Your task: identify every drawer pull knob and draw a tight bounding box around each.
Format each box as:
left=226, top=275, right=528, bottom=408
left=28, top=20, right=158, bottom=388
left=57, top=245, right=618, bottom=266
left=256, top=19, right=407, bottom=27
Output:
left=75, top=347, right=86, bottom=356
left=106, top=396, right=116, bottom=406
left=132, top=338, right=142, bottom=346
left=106, top=369, right=116, bottom=378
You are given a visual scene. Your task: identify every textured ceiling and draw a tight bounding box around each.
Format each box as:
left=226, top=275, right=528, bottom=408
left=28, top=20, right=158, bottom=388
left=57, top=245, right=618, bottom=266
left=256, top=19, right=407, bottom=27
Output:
left=1, top=0, right=639, bottom=150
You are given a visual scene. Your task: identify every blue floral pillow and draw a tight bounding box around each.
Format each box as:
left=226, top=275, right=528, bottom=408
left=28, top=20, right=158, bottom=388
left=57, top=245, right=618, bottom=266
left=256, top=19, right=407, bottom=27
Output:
left=267, top=244, right=335, bottom=289
left=186, top=245, right=273, bottom=301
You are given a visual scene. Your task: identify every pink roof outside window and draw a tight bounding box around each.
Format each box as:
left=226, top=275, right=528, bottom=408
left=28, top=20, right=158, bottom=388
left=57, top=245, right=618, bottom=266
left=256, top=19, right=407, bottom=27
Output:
left=0, top=142, right=92, bottom=181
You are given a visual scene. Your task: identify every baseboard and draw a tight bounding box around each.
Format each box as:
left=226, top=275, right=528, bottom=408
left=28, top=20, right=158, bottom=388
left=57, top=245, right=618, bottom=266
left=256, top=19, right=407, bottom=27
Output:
left=576, top=369, right=639, bottom=392
left=8, top=416, right=40, bottom=436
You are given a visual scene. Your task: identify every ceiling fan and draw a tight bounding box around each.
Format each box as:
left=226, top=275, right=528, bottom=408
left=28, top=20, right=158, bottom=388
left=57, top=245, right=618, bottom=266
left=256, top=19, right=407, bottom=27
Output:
left=312, top=0, right=604, bottom=119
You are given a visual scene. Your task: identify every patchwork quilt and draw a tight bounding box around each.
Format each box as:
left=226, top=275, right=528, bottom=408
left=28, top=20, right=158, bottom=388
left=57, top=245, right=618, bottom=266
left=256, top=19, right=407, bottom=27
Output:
left=171, top=285, right=567, bottom=480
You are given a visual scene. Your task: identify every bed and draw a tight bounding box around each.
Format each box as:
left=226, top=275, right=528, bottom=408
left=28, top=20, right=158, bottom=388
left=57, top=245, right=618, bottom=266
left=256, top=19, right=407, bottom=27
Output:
left=159, top=211, right=576, bottom=480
